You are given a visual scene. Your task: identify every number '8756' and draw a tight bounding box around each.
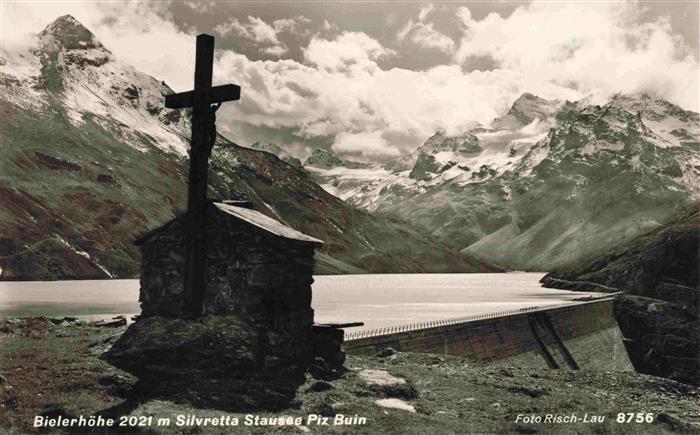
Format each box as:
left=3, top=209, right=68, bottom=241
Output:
left=616, top=413, right=654, bottom=423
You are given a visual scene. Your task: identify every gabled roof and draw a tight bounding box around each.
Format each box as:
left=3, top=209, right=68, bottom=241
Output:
left=214, top=202, right=324, bottom=246
left=135, top=202, right=324, bottom=247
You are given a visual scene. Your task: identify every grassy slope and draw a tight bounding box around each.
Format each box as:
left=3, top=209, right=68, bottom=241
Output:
left=540, top=205, right=699, bottom=294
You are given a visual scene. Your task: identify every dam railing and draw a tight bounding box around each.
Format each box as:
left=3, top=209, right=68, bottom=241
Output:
left=344, top=305, right=543, bottom=341
left=343, top=294, right=621, bottom=341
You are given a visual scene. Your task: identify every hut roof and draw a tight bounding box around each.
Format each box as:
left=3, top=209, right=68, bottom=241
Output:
left=135, top=201, right=324, bottom=247
left=213, top=202, right=324, bottom=246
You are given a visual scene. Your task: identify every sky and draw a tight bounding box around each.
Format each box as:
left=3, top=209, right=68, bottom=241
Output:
left=2, top=1, right=699, bottom=162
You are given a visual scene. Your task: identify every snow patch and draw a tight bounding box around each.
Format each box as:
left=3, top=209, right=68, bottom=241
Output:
left=375, top=399, right=415, bottom=413
left=359, top=369, right=407, bottom=386
left=54, top=235, right=114, bottom=278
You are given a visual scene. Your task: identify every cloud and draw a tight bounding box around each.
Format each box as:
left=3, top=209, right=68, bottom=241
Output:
left=213, top=15, right=312, bottom=57
left=418, top=4, right=435, bottom=22
left=213, top=43, right=518, bottom=159
left=303, top=32, right=395, bottom=72
left=332, top=131, right=400, bottom=158
left=263, top=45, right=287, bottom=57
left=322, top=20, right=337, bottom=32
left=215, top=16, right=279, bottom=44
left=454, top=2, right=699, bottom=110
left=183, top=1, right=216, bottom=14
left=273, top=16, right=311, bottom=34
left=213, top=15, right=310, bottom=57
left=398, top=3, right=455, bottom=54
left=398, top=21, right=456, bottom=54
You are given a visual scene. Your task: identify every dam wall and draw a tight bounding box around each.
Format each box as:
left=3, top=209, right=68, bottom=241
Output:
left=343, top=297, right=633, bottom=370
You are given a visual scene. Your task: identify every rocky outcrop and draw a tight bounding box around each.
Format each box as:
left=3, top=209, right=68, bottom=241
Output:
left=101, top=315, right=310, bottom=411
left=409, top=152, right=441, bottom=181
left=102, top=315, right=259, bottom=379
left=419, top=131, right=482, bottom=154
left=614, top=294, right=699, bottom=385
left=304, top=148, right=346, bottom=169
left=542, top=206, right=699, bottom=384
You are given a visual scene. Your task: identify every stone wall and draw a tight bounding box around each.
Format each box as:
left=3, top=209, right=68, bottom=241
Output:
left=136, top=204, right=316, bottom=371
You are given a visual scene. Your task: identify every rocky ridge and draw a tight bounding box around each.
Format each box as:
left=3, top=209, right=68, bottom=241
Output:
left=304, top=148, right=368, bottom=170
left=248, top=141, right=302, bottom=168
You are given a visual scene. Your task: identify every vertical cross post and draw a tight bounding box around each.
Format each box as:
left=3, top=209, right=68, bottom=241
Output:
left=183, top=35, right=214, bottom=318
left=165, top=34, right=240, bottom=319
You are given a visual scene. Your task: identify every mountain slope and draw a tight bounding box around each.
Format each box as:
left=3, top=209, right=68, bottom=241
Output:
left=540, top=205, right=698, bottom=295
left=540, top=206, right=699, bottom=385
left=0, top=15, right=497, bottom=279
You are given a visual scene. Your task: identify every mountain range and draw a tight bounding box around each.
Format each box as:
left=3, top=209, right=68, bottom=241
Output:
left=2, top=15, right=698, bottom=279
left=0, top=15, right=496, bottom=279
left=305, top=93, right=699, bottom=270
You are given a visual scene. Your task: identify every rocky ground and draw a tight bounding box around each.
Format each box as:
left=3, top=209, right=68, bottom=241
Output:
left=1, top=318, right=699, bottom=434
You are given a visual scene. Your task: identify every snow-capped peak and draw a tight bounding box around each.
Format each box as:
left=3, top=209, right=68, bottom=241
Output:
left=492, top=92, right=563, bottom=130
left=38, top=15, right=105, bottom=52
left=1, top=15, right=191, bottom=155
left=419, top=130, right=482, bottom=155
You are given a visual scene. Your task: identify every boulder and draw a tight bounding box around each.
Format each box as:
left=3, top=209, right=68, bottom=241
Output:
left=102, top=315, right=261, bottom=380
left=358, top=369, right=418, bottom=399
left=102, top=315, right=308, bottom=411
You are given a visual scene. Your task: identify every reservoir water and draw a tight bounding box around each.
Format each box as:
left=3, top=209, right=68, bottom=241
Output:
left=0, top=273, right=600, bottom=331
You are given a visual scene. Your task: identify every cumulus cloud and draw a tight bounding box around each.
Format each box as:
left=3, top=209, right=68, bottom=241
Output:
left=304, top=32, right=395, bottom=72
left=263, top=45, right=287, bottom=57
left=322, top=20, right=338, bottom=32
left=214, top=15, right=311, bottom=57
left=454, top=2, right=699, bottom=110
left=216, top=16, right=279, bottom=44
left=418, top=4, right=435, bottom=22
left=184, top=1, right=216, bottom=14
left=398, top=3, right=456, bottom=54
left=213, top=44, right=517, bottom=159
left=273, top=16, right=311, bottom=34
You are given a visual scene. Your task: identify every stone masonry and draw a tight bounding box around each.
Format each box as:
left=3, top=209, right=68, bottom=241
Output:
left=103, top=201, right=325, bottom=409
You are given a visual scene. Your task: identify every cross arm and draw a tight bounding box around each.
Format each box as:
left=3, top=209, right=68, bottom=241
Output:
left=164, top=84, right=241, bottom=109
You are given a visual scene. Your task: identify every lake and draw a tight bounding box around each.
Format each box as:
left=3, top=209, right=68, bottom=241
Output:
left=0, top=273, right=600, bottom=331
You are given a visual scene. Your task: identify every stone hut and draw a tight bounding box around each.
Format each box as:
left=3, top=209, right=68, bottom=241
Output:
left=137, top=201, right=321, bottom=367
left=137, top=201, right=321, bottom=317
left=103, top=201, right=327, bottom=409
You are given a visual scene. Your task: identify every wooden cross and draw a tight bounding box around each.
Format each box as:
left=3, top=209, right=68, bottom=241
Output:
left=164, top=34, right=240, bottom=318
